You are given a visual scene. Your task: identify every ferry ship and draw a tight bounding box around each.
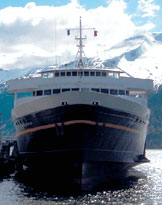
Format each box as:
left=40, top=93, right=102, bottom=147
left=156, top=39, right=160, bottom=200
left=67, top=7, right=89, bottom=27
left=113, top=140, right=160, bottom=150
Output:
left=8, top=17, right=153, bottom=190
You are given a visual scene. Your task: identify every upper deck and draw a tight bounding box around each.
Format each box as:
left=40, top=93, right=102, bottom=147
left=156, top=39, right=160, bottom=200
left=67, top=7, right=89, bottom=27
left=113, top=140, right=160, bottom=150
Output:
left=8, top=67, right=154, bottom=95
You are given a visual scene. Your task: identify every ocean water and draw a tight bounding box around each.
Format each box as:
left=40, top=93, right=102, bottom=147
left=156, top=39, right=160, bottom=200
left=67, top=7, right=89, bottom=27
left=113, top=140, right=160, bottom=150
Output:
left=0, top=149, right=161, bottom=205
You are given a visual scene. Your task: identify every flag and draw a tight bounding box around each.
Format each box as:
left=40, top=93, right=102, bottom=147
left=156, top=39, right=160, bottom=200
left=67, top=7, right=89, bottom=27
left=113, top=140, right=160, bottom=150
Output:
left=94, top=30, right=98, bottom=37
left=67, top=29, right=70, bottom=36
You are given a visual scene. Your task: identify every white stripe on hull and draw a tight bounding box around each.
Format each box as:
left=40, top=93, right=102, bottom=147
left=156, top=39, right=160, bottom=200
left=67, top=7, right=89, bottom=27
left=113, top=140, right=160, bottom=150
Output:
left=12, top=91, right=150, bottom=120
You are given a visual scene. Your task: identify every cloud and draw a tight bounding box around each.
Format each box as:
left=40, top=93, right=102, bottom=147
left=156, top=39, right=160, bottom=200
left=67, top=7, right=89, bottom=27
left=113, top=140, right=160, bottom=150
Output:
left=0, top=0, right=157, bottom=69
left=138, top=0, right=160, bottom=17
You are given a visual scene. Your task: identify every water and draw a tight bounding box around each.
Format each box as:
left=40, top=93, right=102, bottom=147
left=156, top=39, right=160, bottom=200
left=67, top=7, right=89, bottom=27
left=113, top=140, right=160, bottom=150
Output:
left=0, top=149, right=162, bottom=205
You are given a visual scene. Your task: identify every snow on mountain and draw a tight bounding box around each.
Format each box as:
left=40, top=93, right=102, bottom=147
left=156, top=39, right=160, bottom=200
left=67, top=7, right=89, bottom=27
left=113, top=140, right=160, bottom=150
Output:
left=95, top=32, right=162, bottom=86
left=0, top=67, right=41, bottom=85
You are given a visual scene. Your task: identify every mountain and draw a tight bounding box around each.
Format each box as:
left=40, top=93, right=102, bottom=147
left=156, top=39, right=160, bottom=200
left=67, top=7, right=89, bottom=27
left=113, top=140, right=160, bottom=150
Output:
left=0, top=67, right=41, bottom=84
left=92, top=32, right=162, bottom=86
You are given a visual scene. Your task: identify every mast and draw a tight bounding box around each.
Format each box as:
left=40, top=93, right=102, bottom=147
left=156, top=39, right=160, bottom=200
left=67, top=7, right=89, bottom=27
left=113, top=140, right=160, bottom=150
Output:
left=75, top=16, right=86, bottom=68
left=67, top=16, right=95, bottom=68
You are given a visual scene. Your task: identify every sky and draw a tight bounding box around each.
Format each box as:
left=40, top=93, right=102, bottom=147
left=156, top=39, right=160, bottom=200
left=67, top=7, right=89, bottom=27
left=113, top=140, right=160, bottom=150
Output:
left=0, top=0, right=162, bottom=69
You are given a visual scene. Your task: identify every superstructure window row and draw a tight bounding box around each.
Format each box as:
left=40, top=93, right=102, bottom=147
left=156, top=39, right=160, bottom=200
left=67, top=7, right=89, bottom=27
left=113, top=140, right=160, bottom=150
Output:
left=42, top=71, right=118, bottom=78
left=33, top=88, right=129, bottom=96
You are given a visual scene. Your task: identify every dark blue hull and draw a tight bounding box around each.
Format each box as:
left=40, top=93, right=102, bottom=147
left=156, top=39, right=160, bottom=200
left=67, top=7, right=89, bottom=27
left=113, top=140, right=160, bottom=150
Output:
left=14, top=104, right=149, bottom=190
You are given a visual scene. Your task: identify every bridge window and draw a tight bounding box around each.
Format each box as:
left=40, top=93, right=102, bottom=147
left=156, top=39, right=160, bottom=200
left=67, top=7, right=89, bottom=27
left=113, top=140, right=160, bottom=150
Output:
left=84, top=71, right=89, bottom=76
left=67, top=72, right=71, bottom=76
left=55, top=72, right=59, bottom=77
left=102, top=72, right=106, bottom=77
left=108, top=73, right=113, bottom=77
left=61, top=72, right=65, bottom=77
left=96, top=72, right=101, bottom=76
left=78, top=71, right=83, bottom=76
left=48, top=72, right=54, bottom=78
left=90, top=72, right=95, bottom=76
left=72, top=71, right=77, bottom=76
left=42, top=73, right=48, bottom=78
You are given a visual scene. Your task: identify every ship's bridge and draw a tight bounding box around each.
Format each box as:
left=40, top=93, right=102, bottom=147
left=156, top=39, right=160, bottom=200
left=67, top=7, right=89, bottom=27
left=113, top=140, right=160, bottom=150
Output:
left=8, top=67, right=154, bottom=97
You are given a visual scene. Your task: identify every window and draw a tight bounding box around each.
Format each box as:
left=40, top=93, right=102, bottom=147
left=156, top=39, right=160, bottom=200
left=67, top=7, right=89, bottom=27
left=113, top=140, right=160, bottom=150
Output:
left=91, top=88, right=100, bottom=92
left=110, top=89, right=117, bottom=95
left=48, top=72, right=54, bottom=78
left=81, top=88, right=89, bottom=91
left=102, top=72, right=106, bottom=77
left=101, top=89, right=109, bottom=94
left=44, top=89, right=51, bottom=95
left=61, top=72, right=65, bottom=77
left=37, top=90, right=43, bottom=96
left=96, top=72, right=101, bottom=76
left=21, top=119, right=26, bottom=124
left=92, top=101, right=100, bottom=105
left=78, top=72, right=83, bottom=76
left=126, top=90, right=129, bottom=96
left=108, top=73, right=113, bottom=77
left=33, top=91, right=36, bottom=96
left=67, top=72, right=71, bottom=76
left=43, top=73, right=48, bottom=78
left=53, top=89, right=60, bottom=94
left=72, top=71, right=77, bottom=76
left=90, top=72, right=95, bottom=76
left=72, top=88, right=79, bottom=91
left=55, top=72, right=59, bottom=77
left=119, top=90, right=125, bottom=95
left=84, top=71, right=89, bottom=76
left=62, top=101, right=68, bottom=106
left=62, top=88, right=70, bottom=92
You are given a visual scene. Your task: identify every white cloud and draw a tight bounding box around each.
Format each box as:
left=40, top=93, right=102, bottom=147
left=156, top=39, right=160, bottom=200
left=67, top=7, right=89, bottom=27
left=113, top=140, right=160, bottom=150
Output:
left=138, top=0, right=160, bottom=17
left=137, top=21, right=155, bottom=31
left=0, top=0, right=157, bottom=69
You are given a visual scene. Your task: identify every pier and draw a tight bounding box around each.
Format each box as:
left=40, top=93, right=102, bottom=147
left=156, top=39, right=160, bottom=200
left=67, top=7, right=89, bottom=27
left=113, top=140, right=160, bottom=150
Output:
left=0, top=139, right=19, bottom=176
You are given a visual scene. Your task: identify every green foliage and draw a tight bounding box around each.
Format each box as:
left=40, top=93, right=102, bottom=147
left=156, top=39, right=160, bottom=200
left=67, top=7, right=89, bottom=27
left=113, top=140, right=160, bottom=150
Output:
left=147, top=88, right=162, bottom=148
left=0, top=89, right=14, bottom=139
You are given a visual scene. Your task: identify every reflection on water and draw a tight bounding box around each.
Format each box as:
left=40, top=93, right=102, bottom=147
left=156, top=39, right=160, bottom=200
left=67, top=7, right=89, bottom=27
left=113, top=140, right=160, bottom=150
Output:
left=0, top=150, right=161, bottom=204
